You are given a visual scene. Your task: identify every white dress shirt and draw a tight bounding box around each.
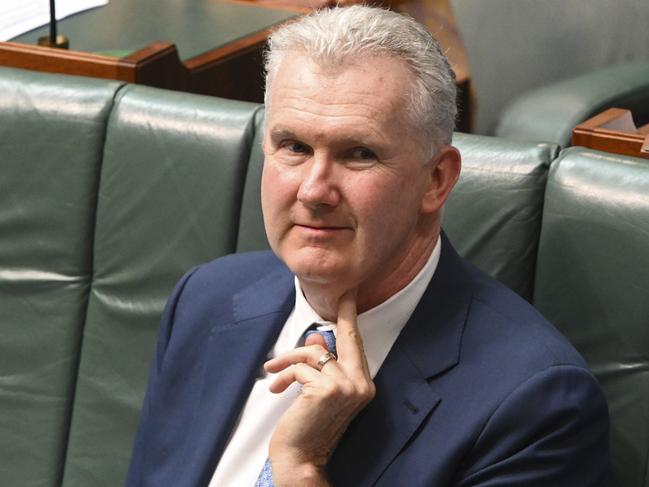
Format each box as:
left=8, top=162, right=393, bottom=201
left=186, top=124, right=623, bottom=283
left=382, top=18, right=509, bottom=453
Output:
left=209, top=238, right=441, bottom=486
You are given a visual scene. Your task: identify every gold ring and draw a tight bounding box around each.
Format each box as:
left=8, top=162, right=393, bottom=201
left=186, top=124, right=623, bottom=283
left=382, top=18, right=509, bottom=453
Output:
left=316, top=351, right=337, bottom=371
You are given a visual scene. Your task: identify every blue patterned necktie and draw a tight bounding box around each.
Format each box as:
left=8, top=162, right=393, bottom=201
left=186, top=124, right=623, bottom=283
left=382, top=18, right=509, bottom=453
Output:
left=254, top=323, right=336, bottom=487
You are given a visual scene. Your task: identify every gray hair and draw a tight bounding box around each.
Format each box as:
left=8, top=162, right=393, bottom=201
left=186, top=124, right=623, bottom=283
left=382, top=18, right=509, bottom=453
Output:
left=264, top=5, right=457, bottom=153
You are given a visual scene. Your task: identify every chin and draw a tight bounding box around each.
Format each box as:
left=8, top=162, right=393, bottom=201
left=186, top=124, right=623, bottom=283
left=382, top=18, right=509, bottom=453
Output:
left=284, top=254, right=350, bottom=286
left=291, top=263, right=341, bottom=285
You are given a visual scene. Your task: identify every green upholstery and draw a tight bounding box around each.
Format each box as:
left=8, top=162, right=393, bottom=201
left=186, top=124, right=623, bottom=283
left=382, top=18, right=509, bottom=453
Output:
left=534, top=148, right=649, bottom=487
left=445, top=134, right=556, bottom=300
left=496, top=62, right=649, bottom=148
left=0, top=67, right=123, bottom=487
left=2, top=66, right=648, bottom=487
left=451, top=0, right=649, bottom=138
left=236, top=107, right=269, bottom=253
left=61, top=86, right=259, bottom=487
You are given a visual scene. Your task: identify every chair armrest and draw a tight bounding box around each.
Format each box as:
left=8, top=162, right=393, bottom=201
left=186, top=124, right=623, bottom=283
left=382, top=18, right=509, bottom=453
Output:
left=495, top=62, right=649, bottom=148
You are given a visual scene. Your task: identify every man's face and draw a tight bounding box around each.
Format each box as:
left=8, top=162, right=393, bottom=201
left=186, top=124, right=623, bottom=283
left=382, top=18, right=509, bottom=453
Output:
left=261, top=54, right=439, bottom=296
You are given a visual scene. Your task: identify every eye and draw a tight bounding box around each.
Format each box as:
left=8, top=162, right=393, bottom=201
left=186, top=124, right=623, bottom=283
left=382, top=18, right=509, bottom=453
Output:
left=275, top=141, right=312, bottom=165
left=285, top=142, right=310, bottom=154
left=350, top=147, right=377, bottom=160
left=345, top=147, right=378, bottom=169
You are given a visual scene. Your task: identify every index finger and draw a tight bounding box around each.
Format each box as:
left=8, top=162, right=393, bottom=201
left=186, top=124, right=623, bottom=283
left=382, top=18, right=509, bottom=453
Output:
left=335, top=289, right=371, bottom=377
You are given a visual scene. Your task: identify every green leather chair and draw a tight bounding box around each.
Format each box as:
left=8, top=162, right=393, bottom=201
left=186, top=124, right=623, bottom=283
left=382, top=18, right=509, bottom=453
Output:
left=0, top=67, right=124, bottom=487
left=0, top=66, right=263, bottom=487
left=534, top=148, right=649, bottom=487
left=61, top=86, right=261, bottom=486
left=451, top=0, right=649, bottom=145
left=2, top=66, right=648, bottom=487
left=496, top=62, right=649, bottom=148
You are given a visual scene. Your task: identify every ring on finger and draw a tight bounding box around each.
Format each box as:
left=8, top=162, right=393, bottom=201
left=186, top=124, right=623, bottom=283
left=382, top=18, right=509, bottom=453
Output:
left=316, top=351, right=337, bottom=371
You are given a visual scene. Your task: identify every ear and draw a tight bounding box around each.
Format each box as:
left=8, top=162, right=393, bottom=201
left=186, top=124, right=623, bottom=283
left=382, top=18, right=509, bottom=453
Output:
left=420, top=145, right=461, bottom=214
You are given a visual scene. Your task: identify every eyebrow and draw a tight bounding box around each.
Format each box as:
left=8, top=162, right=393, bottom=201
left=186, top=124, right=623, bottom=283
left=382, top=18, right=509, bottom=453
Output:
left=268, top=125, right=386, bottom=150
left=268, top=127, right=298, bottom=143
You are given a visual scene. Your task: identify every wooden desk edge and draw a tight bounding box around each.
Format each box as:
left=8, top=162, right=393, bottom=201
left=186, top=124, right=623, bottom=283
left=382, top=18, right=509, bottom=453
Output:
left=573, top=108, right=649, bottom=159
left=0, top=40, right=184, bottom=85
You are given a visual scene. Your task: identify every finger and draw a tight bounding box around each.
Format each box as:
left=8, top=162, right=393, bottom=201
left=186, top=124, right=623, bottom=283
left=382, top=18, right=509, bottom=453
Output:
left=268, top=363, right=322, bottom=393
left=265, top=344, right=327, bottom=372
left=265, top=345, right=342, bottom=375
left=304, top=332, right=327, bottom=350
left=335, top=290, right=370, bottom=376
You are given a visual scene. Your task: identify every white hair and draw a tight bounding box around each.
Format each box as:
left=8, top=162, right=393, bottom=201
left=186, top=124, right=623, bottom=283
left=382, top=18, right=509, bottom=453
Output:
left=264, top=5, right=457, bottom=154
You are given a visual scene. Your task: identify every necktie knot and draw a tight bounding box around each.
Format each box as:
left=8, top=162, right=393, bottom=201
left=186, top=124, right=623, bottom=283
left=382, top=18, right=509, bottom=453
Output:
left=304, top=322, right=337, bottom=356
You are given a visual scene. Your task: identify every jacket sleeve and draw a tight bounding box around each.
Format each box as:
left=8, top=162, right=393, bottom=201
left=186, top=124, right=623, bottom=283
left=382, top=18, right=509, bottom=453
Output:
left=456, top=364, right=610, bottom=486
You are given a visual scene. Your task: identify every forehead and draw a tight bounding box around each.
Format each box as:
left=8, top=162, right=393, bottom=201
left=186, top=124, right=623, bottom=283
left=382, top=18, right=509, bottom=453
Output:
left=266, top=54, right=414, bottom=141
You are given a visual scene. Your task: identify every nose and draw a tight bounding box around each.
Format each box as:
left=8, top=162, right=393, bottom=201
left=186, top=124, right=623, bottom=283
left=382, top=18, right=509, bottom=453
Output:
left=297, top=155, right=340, bottom=209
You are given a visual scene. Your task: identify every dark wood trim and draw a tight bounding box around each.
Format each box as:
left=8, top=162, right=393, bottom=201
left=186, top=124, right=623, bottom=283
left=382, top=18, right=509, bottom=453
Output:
left=185, top=29, right=271, bottom=72
left=123, top=42, right=188, bottom=90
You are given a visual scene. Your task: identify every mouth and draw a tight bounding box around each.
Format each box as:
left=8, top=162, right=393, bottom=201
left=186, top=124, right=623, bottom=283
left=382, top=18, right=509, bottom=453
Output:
left=295, top=223, right=347, bottom=230
left=293, top=223, right=351, bottom=237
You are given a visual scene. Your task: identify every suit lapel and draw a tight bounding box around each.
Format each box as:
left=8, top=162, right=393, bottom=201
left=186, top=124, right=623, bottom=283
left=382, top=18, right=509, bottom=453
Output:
left=179, top=261, right=296, bottom=487
left=329, top=234, right=473, bottom=486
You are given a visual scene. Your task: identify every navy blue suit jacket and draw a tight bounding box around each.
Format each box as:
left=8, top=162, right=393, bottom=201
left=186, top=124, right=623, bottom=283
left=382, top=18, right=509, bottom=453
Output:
left=127, top=235, right=609, bottom=486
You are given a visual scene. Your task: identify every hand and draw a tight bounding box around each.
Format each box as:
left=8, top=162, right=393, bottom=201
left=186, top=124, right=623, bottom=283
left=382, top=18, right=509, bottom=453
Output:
left=263, top=290, right=376, bottom=486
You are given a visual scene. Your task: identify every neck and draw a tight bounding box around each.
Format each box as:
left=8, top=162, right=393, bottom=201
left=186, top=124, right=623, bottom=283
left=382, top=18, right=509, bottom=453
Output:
left=300, top=224, right=440, bottom=321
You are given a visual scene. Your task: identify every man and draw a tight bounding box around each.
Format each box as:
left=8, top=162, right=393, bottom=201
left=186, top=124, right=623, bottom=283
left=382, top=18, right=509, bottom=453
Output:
left=127, top=6, right=609, bottom=486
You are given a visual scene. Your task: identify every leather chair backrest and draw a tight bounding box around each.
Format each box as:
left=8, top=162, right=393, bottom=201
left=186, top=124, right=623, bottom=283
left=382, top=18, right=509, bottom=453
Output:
left=445, top=134, right=556, bottom=300
left=236, top=107, right=268, bottom=253
left=495, top=62, right=649, bottom=148
left=59, top=85, right=260, bottom=487
left=533, top=147, right=649, bottom=487
left=0, top=67, right=124, bottom=487
left=452, top=0, right=649, bottom=135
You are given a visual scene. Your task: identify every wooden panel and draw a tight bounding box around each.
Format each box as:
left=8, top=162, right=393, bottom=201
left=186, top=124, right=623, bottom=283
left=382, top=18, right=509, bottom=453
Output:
left=0, top=41, right=186, bottom=88
left=0, top=41, right=133, bottom=82
left=572, top=108, right=649, bottom=160
left=185, top=29, right=270, bottom=101
left=1, top=0, right=294, bottom=102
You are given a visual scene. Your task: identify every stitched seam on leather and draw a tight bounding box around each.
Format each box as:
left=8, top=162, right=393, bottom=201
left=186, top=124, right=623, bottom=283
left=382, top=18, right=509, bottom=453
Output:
left=58, top=81, right=129, bottom=485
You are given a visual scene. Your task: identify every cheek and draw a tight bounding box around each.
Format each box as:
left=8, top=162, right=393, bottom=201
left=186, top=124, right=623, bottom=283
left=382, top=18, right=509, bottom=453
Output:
left=348, top=180, right=401, bottom=231
left=261, top=161, right=301, bottom=238
left=262, top=162, right=291, bottom=212
left=355, top=174, right=408, bottom=212
left=261, top=163, right=283, bottom=235
left=351, top=176, right=423, bottom=238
